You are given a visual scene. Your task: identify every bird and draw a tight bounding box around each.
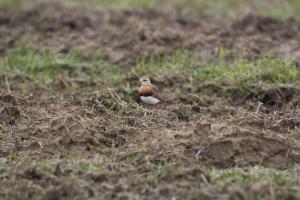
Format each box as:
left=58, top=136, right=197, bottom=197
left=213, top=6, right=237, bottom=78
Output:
left=138, top=76, right=162, bottom=105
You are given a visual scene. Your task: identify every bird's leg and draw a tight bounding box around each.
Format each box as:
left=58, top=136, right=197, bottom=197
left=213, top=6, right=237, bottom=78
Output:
left=152, top=104, right=156, bottom=110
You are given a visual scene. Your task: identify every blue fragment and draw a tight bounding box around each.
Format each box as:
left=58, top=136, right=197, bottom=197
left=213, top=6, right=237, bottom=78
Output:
left=195, top=149, right=203, bottom=157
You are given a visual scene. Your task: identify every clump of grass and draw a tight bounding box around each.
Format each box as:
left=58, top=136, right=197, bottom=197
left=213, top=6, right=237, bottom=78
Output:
left=2, top=46, right=299, bottom=95
left=0, top=46, right=125, bottom=91
left=132, top=48, right=300, bottom=89
left=196, top=54, right=300, bottom=88
left=0, top=0, right=24, bottom=7
left=204, top=166, right=300, bottom=188
left=146, top=163, right=168, bottom=183
left=1, top=47, right=83, bottom=83
left=2, top=0, right=300, bottom=19
left=0, top=123, right=9, bottom=139
left=68, top=0, right=300, bottom=18
left=85, top=163, right=104, bottom=173
left=71, top=0, right=158, bottom=8
left=172, top=0, right=300, bottom=19
left=132, top=50, right=197, bottom=76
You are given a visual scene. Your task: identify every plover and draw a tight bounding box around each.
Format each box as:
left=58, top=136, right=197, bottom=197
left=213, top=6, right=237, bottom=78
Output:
left=139, top=76, right=161, bottom=105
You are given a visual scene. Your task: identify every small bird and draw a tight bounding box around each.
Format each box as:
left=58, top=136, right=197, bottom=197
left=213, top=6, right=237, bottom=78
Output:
left=139, top=76, right=161, bottom=105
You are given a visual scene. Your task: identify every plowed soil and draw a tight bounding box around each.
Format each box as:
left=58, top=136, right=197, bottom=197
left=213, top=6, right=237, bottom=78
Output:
left=1, top=1, right=300, bottom=199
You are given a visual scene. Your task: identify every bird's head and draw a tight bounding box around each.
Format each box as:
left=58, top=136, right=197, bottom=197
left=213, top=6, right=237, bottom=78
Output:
left=139, top=76, right=151, bottom=85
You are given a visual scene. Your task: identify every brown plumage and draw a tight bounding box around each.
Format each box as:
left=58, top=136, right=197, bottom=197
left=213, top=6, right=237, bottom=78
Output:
left=139, top=76, right=162, bottom=104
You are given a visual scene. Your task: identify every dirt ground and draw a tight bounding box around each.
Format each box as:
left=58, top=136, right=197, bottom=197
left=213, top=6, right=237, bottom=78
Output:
left=1, top=1, right=300, bottom=199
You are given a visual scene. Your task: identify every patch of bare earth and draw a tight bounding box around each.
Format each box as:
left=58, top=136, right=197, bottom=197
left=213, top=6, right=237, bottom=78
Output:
left=1, top=1, right=300, bottom=65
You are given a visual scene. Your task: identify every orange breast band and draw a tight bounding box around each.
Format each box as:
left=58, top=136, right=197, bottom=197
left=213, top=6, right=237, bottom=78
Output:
left=139, top=86, right=153, bottom=96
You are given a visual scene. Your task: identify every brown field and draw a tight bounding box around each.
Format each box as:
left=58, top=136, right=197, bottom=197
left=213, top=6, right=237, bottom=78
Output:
left=1, top=0, right=300, bottom=199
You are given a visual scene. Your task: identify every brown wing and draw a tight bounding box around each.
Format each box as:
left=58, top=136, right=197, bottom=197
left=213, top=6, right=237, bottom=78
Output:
left=150, top=84, right=167, bottom=101
left=152, top=90, right=163, bottom=101
left=150, top=83, right=160, bottom=92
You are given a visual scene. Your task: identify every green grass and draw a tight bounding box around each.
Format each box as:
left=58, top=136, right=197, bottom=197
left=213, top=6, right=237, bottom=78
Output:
left=146, top=163, right=300, bottom=193
left=0, top=0, right=23, bottom=6
left=147, top=163, right=168, bottom=183
left=1, top=47, right=299, bottom=93
left=1, top=0, right=300, bottom=18
left=0, top=46, right=124, bottom=91
left=70, top=0, right=158, bottom=7
left=0, top=123, right=9, bottom=139
left=1, top=1, right=300, bottom=197
left=1, top=47, right=80, bottom=82
left=1, top=154, right=300, bottom=198
left=133, top=49, right=300, bottom=89
left=196, top=54, right=300, bottom=88
left=132, top=50, right=196, bottom=76
left=172, top=0, right=300, bottom=19
left=205, top=166, right=300, bottom=188
left=67, top=0, right=300, bottom=19
left=5, top=154, right=300, bottom=189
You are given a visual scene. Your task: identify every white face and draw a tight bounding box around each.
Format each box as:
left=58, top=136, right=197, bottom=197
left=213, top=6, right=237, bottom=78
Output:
left=139, top=76, right=150, bottom=85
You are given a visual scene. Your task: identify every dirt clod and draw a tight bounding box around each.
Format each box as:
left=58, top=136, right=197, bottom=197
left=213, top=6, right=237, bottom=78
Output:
left=0, top=106, right=20, bottom=124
